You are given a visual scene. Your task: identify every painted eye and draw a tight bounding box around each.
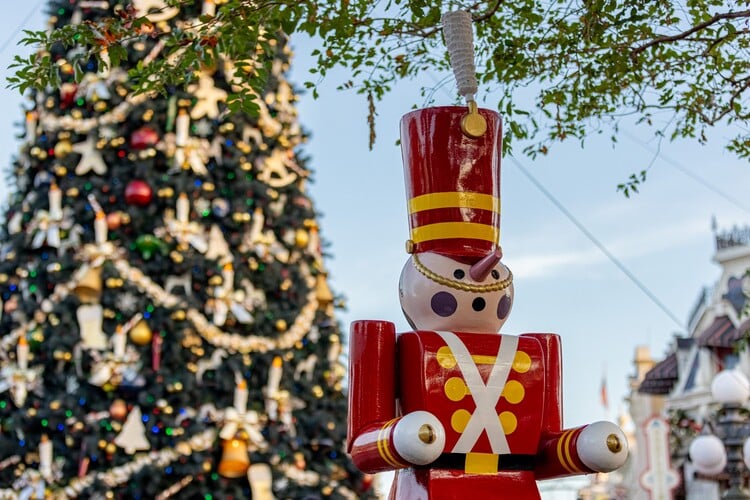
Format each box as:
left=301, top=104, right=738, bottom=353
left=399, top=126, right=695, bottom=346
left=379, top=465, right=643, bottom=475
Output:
left=497, top=295, right=511, bottom=320
left=491, top=270, right=500, bottom=279
left=453, top=269, right=465, bottom=280
left=472, top=297, right=486, bottom=312
left=431, top=291, right=458, bottom=317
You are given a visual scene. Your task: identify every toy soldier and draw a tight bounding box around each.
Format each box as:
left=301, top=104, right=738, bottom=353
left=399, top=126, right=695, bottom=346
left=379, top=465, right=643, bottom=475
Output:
left=346, top=104, right=628, bottom=499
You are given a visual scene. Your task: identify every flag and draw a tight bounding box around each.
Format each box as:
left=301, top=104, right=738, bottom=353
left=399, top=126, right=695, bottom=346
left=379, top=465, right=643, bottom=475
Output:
left=600, top=375, right=609, bottom=409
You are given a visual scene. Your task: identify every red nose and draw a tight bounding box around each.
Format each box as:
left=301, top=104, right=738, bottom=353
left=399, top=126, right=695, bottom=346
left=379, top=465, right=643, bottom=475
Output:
left=469, top=248, right=503, bottom=282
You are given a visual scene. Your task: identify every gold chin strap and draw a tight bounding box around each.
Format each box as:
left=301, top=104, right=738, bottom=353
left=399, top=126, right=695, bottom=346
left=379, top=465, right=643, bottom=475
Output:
left=412, top=253, right=513, bottom=293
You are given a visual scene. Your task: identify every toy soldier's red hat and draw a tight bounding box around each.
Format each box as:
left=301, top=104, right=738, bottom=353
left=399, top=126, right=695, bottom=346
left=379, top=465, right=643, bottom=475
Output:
left=401, top=105, right=502, bottom=264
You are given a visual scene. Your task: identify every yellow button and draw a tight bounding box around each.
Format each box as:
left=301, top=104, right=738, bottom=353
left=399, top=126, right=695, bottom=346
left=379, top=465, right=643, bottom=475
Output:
left=502, top=380, right=525, bottom=404
left=451, top=409, right=472, bottom=433
left=444, top=377, right=468, bottom=402
left=513, top=351, right=531, bottom=373
left=499, top=411, right=517, bottom=435
left=437, top=346, right=456, bottom=369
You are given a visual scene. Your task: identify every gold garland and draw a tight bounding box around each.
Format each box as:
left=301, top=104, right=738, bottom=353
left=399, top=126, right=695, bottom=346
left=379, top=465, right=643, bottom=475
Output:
left=411, top=253, right=513, bottom=293
left=114, top=258, right=318, bottom=354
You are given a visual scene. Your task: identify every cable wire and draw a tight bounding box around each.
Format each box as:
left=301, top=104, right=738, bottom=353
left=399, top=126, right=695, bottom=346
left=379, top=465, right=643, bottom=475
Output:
left=621, top=129, right=750, bottom=214
left=508, top=154, right=686, bottom=331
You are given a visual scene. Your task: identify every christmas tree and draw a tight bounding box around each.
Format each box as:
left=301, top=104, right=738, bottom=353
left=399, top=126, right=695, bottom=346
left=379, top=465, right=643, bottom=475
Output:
left=0, top=1, right=373, bottom=497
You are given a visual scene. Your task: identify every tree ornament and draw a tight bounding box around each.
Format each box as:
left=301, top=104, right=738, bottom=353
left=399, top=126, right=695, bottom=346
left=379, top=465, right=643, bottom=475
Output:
left=25, top=111, right=38, bottom=142
left=130, top=126, right=160, bottom=150
left=106, top=212, right=123, bottom=230
left=38, top=434, right=53, bottom=480
left=72, top=136, right=108, bottom=175
left=114, top=406, right=151, bottom=454
left=76, top=304, right=108, bottom=350
left=135, top=234, right=167, bottom=259
left=266, top=356, right=282, bottom=400
left=54, top=139, right=73, bottom=158
left=217, top=436, right=250, bottom=478
left=48, top=183, right=63, bottom=221
left=173, top=137, right=210, bottom=175
left=204, top=224, right=230, bottom=261
left=124, top=180, right=153, bottom=206
left=248, top=463, right=274, bottom=500
left=30, top=210, right=62, bottom=249
left=188, top=73, right=227, bottom=119
left=315, top=272, right=334, bottom=312
left=164, top=193, right=208, bottom=252
left=110, top=399, right=128, bottom=420
left=73, top=266, right=103, bottom=304
left=59, top=82, right=78, bottom=108
left=294, top=228, right=309, bottom=248
left=256, top=150, right=298, bottom=188
left=152, top=333, right=162, bottom=372
left=132, top=0, right=179, bottom=21
left=218, top=380, right=267, bottom=478
left=129, top=319, right=153, bottom=345
left=212, top=198, right=230, bottom=218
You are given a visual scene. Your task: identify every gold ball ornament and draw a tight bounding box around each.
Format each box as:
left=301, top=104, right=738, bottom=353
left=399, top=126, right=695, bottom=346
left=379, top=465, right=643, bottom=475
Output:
left=54, top=140, right=73, bottom=158
left=275, top=319, right=287, bottom=332
left=129, top=320, right=153, bottom=345
left=294, top=228, right=309, bottom=248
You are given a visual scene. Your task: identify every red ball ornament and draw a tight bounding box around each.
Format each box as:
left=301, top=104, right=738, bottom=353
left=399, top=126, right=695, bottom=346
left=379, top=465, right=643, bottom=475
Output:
left=124, top=180, right=153, bottom=206
left=130, top=126, right=160, bottom=150
left=59, top=83, right=78, bottom=108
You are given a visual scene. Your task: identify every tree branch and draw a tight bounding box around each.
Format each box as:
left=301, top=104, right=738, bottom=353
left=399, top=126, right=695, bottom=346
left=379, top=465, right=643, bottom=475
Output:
left=472, top=0, right=503, bottom=23
left=631, top=9, right=750, bottom=57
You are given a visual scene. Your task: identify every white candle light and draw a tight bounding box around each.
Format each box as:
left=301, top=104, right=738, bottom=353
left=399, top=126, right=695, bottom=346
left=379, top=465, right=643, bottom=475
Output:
left=48, top=183, right=63, bottom=221
left=113, top=326, right=126, bottom=359
left=26, top=111, right=37, bottom=142
left=267, top=356, right=282, bottom=398
left=94, top=211, right=107, bottom=245
left=222, top=263, right=234, bottom=293
left=234, top=379, right=248, bottom=413
left=202, top=0, right=216, bottom=16
left=176, top=193, right=189, bottom=223
left=176, top=109, right=189, bottom=147
left=17, top=336, right=29, bottom=371
left=39, top=434, right=53, bottom=478
left=99, top=47, right=110, bottom=77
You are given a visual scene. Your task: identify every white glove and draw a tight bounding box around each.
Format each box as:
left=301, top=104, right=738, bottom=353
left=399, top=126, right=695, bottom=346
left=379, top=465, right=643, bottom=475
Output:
left=577, top=421, right=628, bottom=472
left=392, top=411, right=446, bottom=465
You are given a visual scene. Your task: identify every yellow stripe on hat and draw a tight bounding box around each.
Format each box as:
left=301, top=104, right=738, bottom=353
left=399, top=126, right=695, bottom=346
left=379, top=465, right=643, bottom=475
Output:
left=411, top=222, right=498, bottom=244
left=409, top=192, right=500, bottom=214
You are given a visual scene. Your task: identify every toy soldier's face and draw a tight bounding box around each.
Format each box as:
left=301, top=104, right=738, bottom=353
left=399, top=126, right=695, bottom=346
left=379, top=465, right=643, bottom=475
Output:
left=399, top=252, right=513, bottom=333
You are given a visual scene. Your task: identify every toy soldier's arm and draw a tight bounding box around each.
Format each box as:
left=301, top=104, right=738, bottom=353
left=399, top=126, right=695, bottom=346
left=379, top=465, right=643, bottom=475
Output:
left=535, top=421, right=628, bottom=479
left=520, top=333, right=628, bottom=479
left=347, top=320, right=444, bottom=473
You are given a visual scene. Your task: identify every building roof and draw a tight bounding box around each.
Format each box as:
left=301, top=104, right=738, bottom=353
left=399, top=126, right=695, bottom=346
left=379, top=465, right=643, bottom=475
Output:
left=697, top=316, right=740, bottom=348
left=638, top=352, right=678, bottom=395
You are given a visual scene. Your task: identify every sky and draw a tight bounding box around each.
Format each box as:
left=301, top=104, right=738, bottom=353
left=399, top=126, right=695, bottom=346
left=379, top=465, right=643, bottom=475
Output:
left=1, top=3, right=749, bottom=497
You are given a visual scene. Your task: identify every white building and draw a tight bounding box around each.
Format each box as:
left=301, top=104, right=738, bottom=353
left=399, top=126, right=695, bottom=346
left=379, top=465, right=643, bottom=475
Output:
left=628, top=224, right=750, bottom=499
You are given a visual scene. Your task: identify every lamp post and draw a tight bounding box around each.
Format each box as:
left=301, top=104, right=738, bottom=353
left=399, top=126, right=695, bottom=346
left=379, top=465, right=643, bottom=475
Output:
left=689, top=369, right=750, bottom=499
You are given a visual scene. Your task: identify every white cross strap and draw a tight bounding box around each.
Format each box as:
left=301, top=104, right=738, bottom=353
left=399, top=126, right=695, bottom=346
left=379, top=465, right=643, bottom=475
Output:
left=436, top=331, right=518, bottom=455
